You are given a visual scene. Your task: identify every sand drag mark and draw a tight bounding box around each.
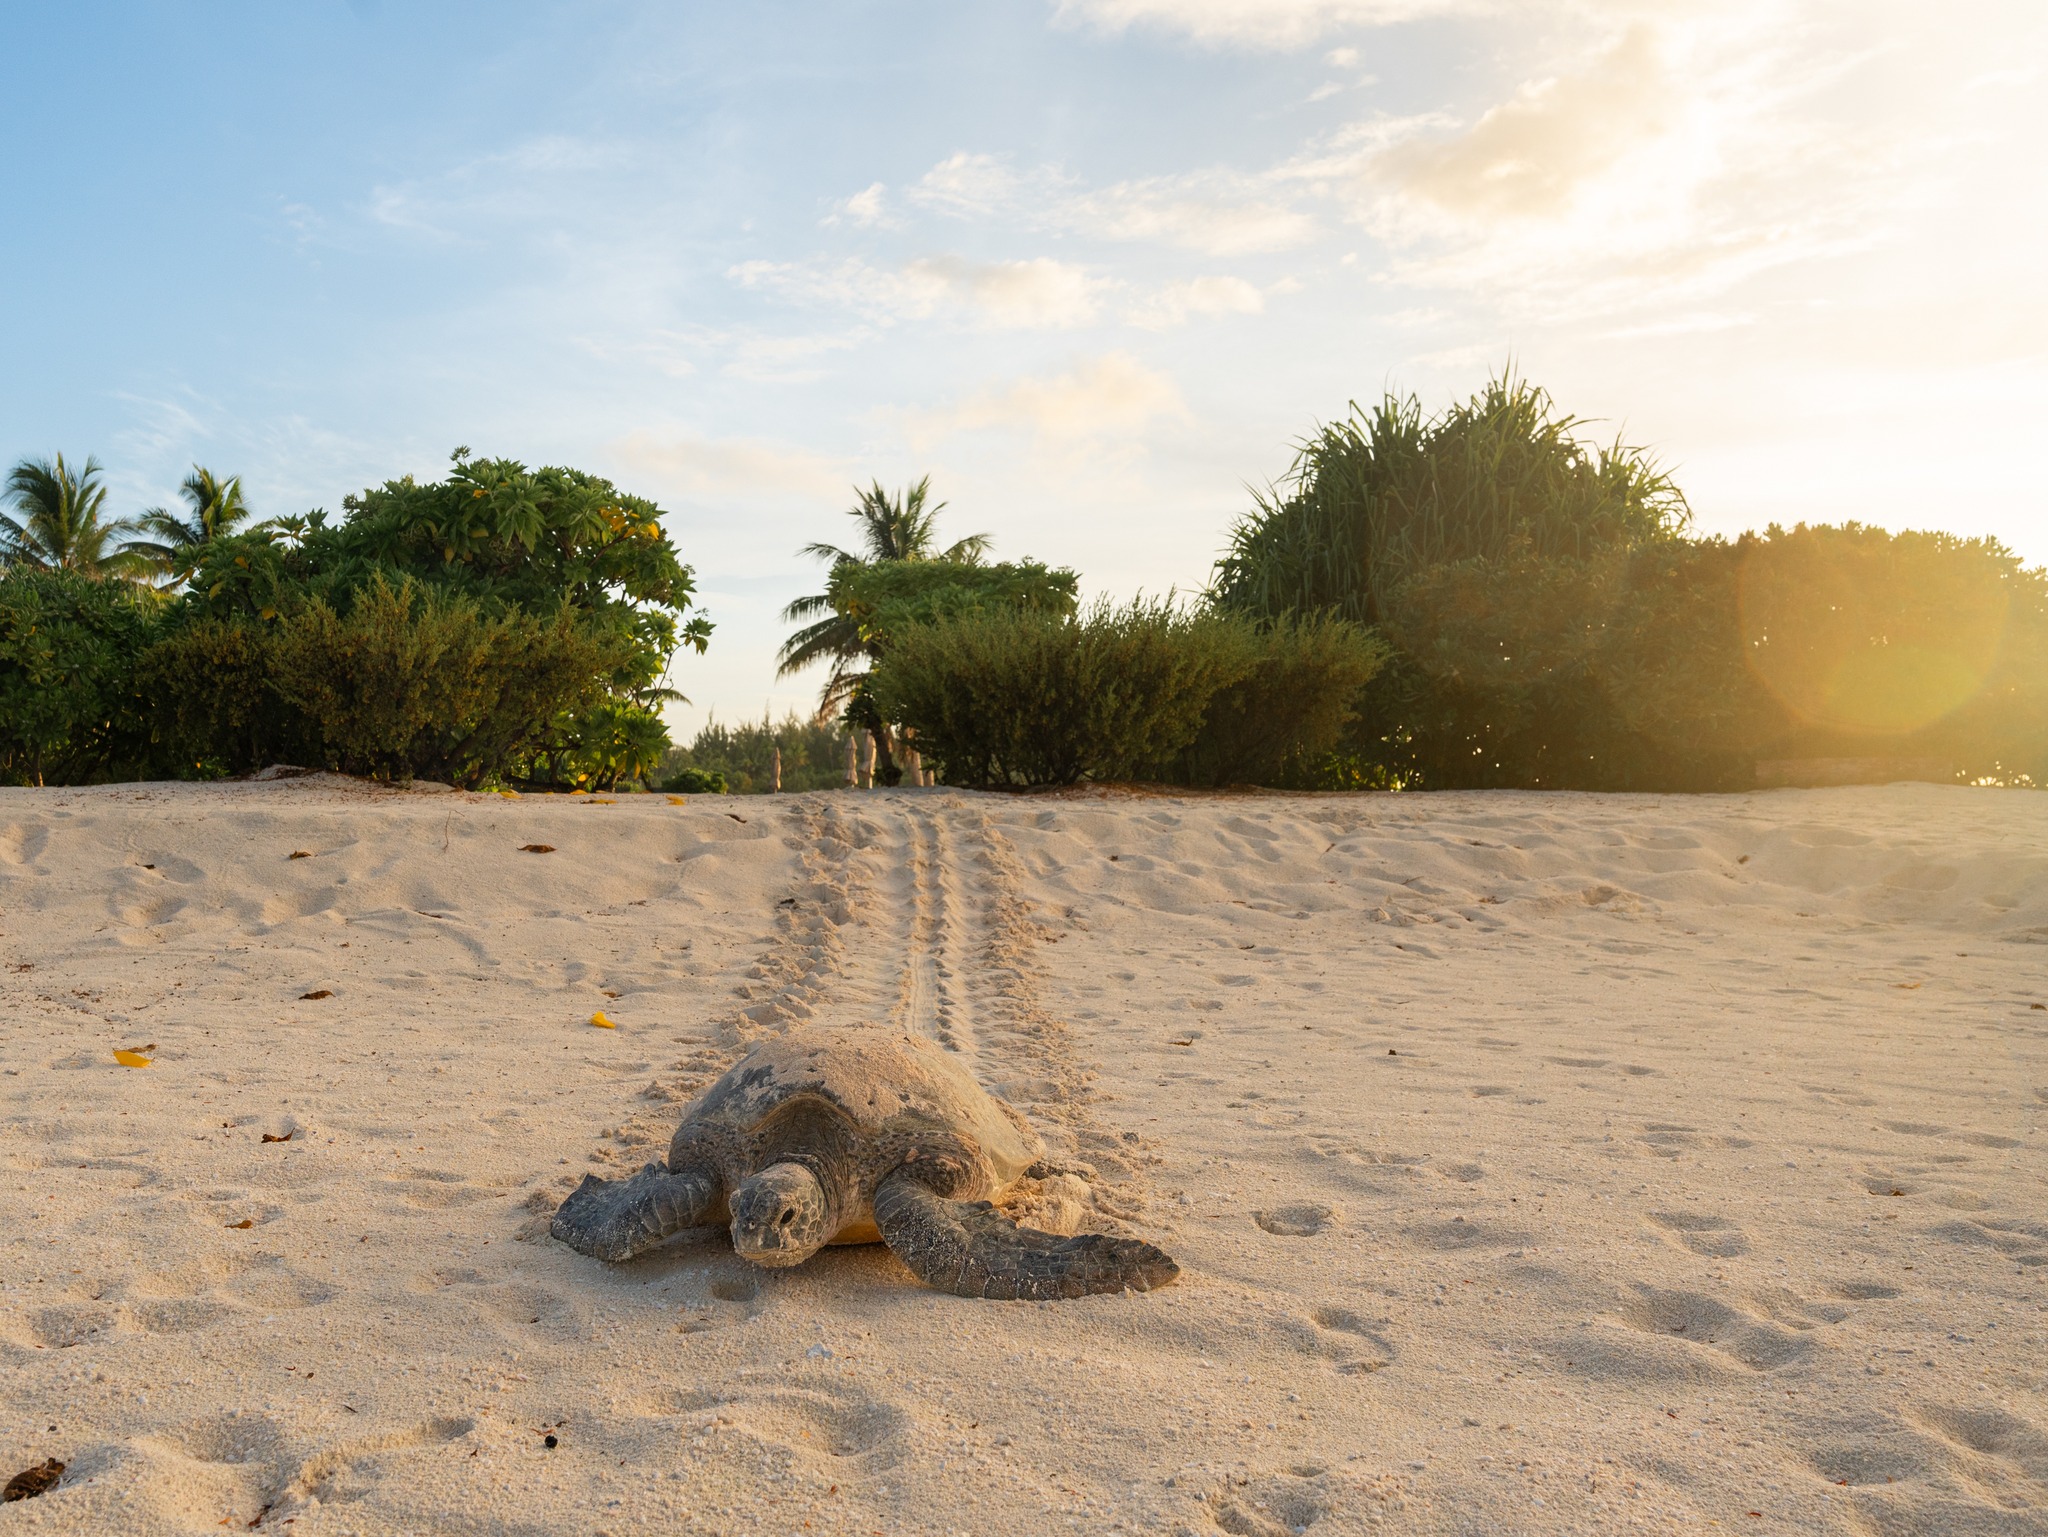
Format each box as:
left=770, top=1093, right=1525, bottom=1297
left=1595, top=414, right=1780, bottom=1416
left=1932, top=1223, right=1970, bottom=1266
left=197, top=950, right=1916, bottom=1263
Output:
left=0, top=780, right=2044, bottom=1534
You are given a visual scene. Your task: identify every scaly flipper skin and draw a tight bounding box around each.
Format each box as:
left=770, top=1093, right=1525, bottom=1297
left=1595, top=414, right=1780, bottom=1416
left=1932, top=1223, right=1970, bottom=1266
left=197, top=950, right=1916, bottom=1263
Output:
left=872, top=1167, right=1179, bottom=1300
left=551, top=1163, right=720, bottom=1263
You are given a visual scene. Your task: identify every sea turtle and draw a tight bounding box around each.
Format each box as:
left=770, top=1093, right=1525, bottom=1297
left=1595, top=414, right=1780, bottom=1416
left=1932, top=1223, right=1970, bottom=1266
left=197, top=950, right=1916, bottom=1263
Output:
left=550, top=1028, right=1178, bottom=1300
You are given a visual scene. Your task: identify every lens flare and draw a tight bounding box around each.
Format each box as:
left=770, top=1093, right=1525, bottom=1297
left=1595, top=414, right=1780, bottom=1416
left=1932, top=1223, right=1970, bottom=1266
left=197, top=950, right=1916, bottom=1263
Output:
left=1737, top=533, right=2009, bottom=735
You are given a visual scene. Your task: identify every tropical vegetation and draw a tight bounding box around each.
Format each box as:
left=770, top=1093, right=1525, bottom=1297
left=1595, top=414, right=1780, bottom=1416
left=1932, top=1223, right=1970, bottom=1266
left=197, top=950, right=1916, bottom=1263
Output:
left=775, top=477, right=1075, bottom=784
left=1, top=455, right=149, bottom=580
left=0, top=448, right=708, bottom=787
left=6, top=373, right=2044, bottom=793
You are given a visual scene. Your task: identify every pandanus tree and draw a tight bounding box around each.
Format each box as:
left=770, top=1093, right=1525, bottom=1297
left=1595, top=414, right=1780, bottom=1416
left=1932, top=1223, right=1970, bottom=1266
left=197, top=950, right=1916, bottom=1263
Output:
left=0, top=454, right=149, bottom=579
left=776, top=477, right=989, bottom=785
left=128, top=466, right=255, bottom=581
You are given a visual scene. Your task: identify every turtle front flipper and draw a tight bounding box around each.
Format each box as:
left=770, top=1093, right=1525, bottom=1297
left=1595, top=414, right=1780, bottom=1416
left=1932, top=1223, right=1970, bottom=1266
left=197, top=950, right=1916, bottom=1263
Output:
left=551, top=1162, right=720, bottom=1263
left=872, top=1168, right=1178, bottom=1300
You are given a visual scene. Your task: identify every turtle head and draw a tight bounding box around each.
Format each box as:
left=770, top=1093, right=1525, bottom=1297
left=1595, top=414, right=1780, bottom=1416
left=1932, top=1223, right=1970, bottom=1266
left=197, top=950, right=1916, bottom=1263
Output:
left=729, top=1162, right=832, bottom=1268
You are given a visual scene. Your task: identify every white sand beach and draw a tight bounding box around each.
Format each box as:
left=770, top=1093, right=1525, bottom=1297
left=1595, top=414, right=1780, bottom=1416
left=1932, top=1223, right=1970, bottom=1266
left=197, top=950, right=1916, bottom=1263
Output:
left=1, top=779, right=2044, bottom=1536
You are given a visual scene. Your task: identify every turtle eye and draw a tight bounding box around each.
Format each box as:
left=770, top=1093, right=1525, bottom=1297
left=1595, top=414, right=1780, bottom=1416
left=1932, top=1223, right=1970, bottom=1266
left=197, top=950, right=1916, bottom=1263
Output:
left=777, top=1208, right=795, bottom=1226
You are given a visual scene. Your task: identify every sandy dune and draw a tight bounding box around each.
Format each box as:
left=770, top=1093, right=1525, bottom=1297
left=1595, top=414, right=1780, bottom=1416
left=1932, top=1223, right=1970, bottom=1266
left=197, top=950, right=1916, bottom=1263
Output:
left=1, top=779, right=2044, bottom=1536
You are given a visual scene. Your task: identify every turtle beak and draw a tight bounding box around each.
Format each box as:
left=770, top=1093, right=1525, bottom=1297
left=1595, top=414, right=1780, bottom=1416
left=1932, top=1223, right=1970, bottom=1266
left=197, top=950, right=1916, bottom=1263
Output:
left=729, top=1162, right=830, bottom=1268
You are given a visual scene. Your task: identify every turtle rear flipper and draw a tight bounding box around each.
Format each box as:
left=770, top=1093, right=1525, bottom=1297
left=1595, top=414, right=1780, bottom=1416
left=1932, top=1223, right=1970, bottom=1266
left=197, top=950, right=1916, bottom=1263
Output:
left=873, top=1168, right=1178, bottom=1300
left=552, top=1163, right=719, bottom=1263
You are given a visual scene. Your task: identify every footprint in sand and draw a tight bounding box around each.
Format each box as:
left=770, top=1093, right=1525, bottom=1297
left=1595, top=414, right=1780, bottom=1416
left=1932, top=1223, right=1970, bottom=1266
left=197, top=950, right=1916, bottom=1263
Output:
left=1403, top=1217, right=1524, bottom=1253
left=1913, top=1404, right=2048, bottom=1486
left=1617, top=1287, right=1812, bottom=1370
left=1255, top=1204, right=1339, bottom=1237
left=25, top=1304, right=120, bottom=1349
left=126, top=1296, right=240, bottom=1335
left=1804, top=1428, right=1948, bottom=1487
left=1646, top=1210, right=1751, bottom=1258
left=1828, top=1278, right=1903, bottom=1301
left=389, top=1168, right=487, bottom=1209
left=1308, top=1306, right=1396, bottom=1375
left=285, top=1415, right=476, bottom=1507
left=222, top=1264, right=337, bottom=1311
left=1925, top=1218, right=2048, bottom=1263
left=663, top=1383, right=908, bottom=1466
left=1205, top=1467, right=1337, bottom=1537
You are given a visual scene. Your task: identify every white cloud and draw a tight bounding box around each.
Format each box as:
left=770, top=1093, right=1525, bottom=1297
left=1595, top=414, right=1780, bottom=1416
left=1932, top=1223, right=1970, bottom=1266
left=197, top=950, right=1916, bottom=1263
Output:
left=907, top=256, right=1106, bottom=327
left=731, top=254, right=1105, bottom=329
left=828, top=181, right=892, bottom=227
left=894, top=151, right=1319, bottom=254
left=1126, top=274, right=1267, bottom=328
left=1067, top=173, right=1321, bottom=253
left=909, top=152, right=1071, bottom=217
left=1050, top=0, right=1479, bottom=49
left=1373, top=25, right=1676, bottom=221
left=906, top=353, right=1188, bottom=448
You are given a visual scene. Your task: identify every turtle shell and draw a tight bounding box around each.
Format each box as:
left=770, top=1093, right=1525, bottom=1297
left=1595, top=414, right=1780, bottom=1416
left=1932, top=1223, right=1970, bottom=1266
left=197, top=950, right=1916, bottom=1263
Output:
left=669, top=1029, right=1042, bottom=1239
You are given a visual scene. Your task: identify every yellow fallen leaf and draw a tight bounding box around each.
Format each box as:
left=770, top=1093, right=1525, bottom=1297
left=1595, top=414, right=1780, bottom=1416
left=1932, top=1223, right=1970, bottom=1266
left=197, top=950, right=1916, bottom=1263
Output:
left=667, top=795, right=686, bottom=805
left=113, top=1049, right=153, bottom=1068
left=590, top=1011, right=617, bottom=1030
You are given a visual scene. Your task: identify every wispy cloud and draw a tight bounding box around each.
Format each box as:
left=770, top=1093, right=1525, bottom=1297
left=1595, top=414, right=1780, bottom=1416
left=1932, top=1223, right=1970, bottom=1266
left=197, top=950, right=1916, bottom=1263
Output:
left=1125, top=275, right=1269, bottom=329
left=730, top=254, right=1108, bottom=329
left=1050, top=0, right=1482, bottom=49
left=895, top=152, right=1319, bottom=254
left=905, top=353, right=1188, bottom=450
left=861, top=6, right=1988, bottom=330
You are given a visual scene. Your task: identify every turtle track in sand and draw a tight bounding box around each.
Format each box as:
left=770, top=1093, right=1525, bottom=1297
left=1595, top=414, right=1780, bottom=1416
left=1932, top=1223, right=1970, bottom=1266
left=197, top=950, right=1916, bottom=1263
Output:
left=592, top=792, right=1154, bottom=1226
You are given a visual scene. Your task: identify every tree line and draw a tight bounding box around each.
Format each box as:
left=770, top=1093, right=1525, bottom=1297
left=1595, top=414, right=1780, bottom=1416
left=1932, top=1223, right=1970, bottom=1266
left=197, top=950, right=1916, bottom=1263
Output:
left=8, top=371, right=2041, bottom=794
left=0, top=450, right=707, bottom=787
left=775, top=375, right=2047, bottom=792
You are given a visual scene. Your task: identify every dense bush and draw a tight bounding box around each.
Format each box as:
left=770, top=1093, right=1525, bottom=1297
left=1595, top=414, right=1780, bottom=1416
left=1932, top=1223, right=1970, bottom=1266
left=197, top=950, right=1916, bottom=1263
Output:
left=137, top=616, right=311, bottom=777
left=1212, top=374, right=1688, bottom=627
left=0, top=568, right=157, bottom=785
left=1213, top=374, right=2048, bottom=790
left=822, top=557, right=1079, bottom=786
left=0, top=450, right=708, bottom=789
left=872, top=601, right=1264, bottom=787
left=1154, top=614, right=1389, bottom=788
left=136, top=575, right=620, bottom=786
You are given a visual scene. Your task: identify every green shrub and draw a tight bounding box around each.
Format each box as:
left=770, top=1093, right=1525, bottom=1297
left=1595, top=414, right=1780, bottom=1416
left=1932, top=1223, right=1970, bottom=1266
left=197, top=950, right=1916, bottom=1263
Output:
left=870, top=600, right=1260, bottom=787
left=0, top=568, right=157, bottom=785
left=137, top=617, right=310, bottom=776
left=558, top=699, right=671, bottom=791
left=1212, top=373, right=1688, bottom=628
left=264, top=574, right=615, bottom=785
left=661, top=765, right=730, bottom=794
left=1158, top=614, right=1390, bottom=787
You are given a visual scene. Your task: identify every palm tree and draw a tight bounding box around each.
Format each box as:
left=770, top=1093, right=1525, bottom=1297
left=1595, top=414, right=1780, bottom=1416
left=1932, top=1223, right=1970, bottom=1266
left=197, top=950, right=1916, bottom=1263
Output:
left=127, top=465, right=253, bottom=579
left=1, top=454, right=148, bottom=579
left=776, top=477, right=989, bottom=717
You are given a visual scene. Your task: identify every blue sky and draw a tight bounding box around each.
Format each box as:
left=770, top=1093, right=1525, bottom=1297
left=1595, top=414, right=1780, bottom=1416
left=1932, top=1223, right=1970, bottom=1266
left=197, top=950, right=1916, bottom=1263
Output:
left=4, top=0, right=2043, bottom=732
